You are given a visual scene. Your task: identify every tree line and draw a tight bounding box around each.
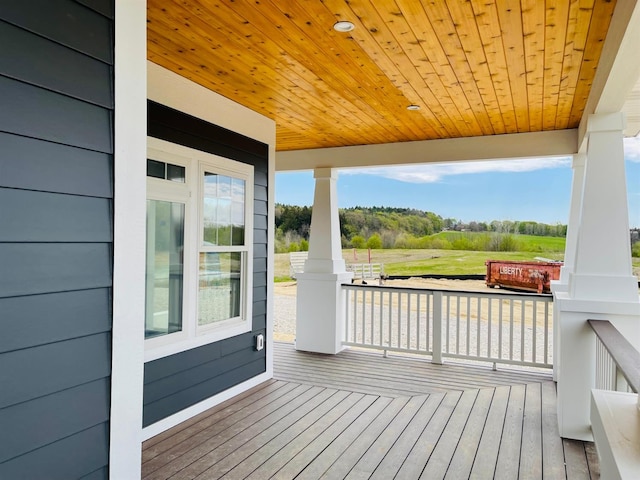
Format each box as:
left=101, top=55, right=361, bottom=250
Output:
left=275, top=204, right=569, bottom=253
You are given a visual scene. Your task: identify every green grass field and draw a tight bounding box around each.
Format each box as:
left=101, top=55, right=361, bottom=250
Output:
left=275, top=247, right=567, bottom=279
left=275, top=230, right=640, bottom=280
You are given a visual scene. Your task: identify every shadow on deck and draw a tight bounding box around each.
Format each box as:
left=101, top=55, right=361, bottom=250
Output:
left=142, top=341, right=599, bottom=479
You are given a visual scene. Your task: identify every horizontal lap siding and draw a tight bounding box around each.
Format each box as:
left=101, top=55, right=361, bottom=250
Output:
left=144, top=101, right=268, bottom=427
left=0, top=1, right=114, bottom=479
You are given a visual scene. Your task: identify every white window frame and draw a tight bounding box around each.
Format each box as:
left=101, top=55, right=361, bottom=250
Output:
left=145, top=137, right=254, bottom=362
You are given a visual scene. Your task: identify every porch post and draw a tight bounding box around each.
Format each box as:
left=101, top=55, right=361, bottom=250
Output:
left=110, top=0, right=147, bottom=477
left=295, top=168, right=353, bottom=354
left=555, top=112, right=640, bottom=441
left=551, top=153, right=585, bottom=381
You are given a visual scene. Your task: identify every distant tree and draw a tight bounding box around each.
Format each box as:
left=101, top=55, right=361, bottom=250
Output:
left=288, top=242, right=300, bottom=252
left=489, top=234, right=519, bottom=252
left=351, top=235, right=366, bottom=249
left=275, top=203, right=567, bottom=253
left=452, top=236, right=473, bottom=250
left=380, top=229, right=398, bottom=249
left=366, top=233, right=383, bottom=249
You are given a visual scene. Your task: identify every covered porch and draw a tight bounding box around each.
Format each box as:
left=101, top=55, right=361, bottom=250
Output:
left=130, top=0, right=640, bottom=478
left=142, top=342, right=598, bottom=479
left=4, top=1, right=640, bottom=479
left=138, top=0, right=640, bottom=473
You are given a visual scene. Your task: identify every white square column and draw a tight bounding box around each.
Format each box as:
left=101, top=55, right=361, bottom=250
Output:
left=296, top=168, right=353, bottom=354
left=555, top=113, right=640, bottom=441
left=550, top=153, right=585, bottom=381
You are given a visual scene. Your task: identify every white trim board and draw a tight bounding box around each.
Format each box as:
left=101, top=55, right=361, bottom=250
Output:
left=110, top=1, right=147, bottom=478
left=148, top=61, right=275, bottom=146
left=276, top=129, right=578, bottom=171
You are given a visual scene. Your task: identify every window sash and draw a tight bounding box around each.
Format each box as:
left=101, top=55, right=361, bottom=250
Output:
left=145, top=199, right=185, bottom=339
left=144, top=137, right=254, bottom=361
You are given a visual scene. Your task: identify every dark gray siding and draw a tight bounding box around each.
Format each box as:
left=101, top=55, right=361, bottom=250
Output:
left=144, top=101, right=268, bottom=427
left=0, top=1, right=114, bottom=479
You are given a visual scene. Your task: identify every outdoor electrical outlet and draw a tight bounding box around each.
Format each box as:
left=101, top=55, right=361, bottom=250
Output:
left=255, top=334, right=264, bottom=351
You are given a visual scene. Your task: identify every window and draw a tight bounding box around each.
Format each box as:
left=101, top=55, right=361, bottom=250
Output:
left=145, top=199, right=185, bottom=339
left=145, top=138, right=254, bottom=359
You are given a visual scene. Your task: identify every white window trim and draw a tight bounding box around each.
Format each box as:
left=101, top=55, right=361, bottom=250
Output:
left=145, top=137, right=254, bottom=362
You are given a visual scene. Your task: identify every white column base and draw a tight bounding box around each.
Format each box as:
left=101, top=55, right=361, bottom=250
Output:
left=304, top=258, right=346, bottom=274
left=295, top=272, right=353, bottom=355
left=569, top=273, right=640, bottom=303
left=555, top=293, right=640, bottom=441
left=550, top=279, right=569, bottom=382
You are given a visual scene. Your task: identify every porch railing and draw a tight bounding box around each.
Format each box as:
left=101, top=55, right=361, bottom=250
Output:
left=588, top=319, right=640, bottom=394
left=343, top=284, right=553, bottom=369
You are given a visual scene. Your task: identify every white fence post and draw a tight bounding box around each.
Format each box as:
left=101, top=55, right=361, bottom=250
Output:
left=432, top=291, right=443, bottom=365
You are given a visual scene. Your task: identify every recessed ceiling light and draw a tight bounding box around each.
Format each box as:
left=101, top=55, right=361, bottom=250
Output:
left=407, top=105, right=421, bottom=111
left=334, top=21, right=355, bottom=33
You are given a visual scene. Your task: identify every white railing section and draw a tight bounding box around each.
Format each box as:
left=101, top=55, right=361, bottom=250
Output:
left=343, top=284, right=553, bottom=369
left=595, top=337, right=634, bottom=393
left=589, top=319, right=639, bottom=394
left=346, top=263, right=384, bottom=280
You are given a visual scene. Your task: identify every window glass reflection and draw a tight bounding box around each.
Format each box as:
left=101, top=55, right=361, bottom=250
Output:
left=198, top=252, right=242, bottom=325
left=203, top=173, right=246, bottom=246
left=145, top=200, right=184, bottom=339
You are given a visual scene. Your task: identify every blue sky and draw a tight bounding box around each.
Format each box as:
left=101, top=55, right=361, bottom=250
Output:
left=276, top=137, right=640, bottom=227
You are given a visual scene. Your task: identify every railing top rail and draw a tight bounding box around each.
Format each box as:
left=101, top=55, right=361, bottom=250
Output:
left=588, top=319, right=640, bottom=393
left=341, top=282, right=552, bottom=300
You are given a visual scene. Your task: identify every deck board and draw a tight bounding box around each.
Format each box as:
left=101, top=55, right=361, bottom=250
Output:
left=444, top=387, right=494, bottom=479
left=345, top=395, right=429, bottom=478
left=294, top=396, right=393, bottom=479
left=369, top=393, right=444, bottom=479
left=468, top=385, right=510, bottom=478
left=563, top=439, right=591, bottom=479
left=319, top=396, right=410, bottom=479
left=494, top=383, right=526, bottom=479
left=169, top=386, right=334, bottom=480
left=142, top=379, right=285, bottom=462
left=215, top=390, right=357, bottom=480
left=144, top=384, right=318, bottom=479
left=142, top=341, right=599, bottom=479
left=242, top=390, right=358, bottom=479
left=542, top=381, right=567, bottom=478
left=274, top=341, right=553, bottom=397
left=271, top=393, right=378, bottom=479
left=420, top=389, right=478, bottom=479
left=394, top=391, right=463, bottom=479
left=520, top=383, right=543, bottom=479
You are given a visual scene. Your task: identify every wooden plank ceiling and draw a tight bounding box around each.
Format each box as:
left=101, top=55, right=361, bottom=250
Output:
left=147, top=0, right=616, bottom=152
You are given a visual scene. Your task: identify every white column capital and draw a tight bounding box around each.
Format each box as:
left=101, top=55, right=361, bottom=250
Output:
left=586, top=112, right=626, bottom=134
left=567, top=114, right=637, bottom=302
left=314, top=167, right=337, bottom=180
left=571, top=152, right=585, bottom=169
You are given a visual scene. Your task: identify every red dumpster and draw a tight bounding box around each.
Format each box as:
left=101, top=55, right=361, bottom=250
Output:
left=485, top=260, right=562, bottom=294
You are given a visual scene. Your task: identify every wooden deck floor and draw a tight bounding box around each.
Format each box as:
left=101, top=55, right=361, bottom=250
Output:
left=142, top=342, right=599, bottom=479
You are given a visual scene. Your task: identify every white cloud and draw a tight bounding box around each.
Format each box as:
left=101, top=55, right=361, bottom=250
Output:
left=340, top=157, right=571, bottom=184
left=624, top=136, right=640, bottom=162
